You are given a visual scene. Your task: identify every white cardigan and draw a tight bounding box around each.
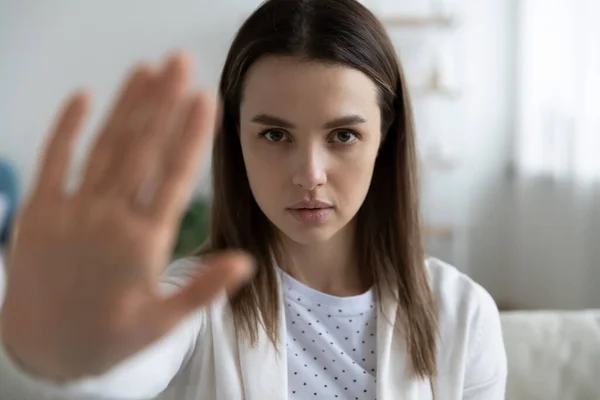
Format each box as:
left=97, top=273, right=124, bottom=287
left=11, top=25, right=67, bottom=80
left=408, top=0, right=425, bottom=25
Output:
left=0, top=257, right=507, bottom=400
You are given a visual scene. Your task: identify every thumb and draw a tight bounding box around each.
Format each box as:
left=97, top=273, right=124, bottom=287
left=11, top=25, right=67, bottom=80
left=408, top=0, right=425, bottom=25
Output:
left=157, top=251, right=255, bottom=328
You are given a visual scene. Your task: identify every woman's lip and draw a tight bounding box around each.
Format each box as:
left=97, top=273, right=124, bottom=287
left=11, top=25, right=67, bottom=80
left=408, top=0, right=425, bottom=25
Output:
left=287, top=200, right=333, bottom=209
left=287, top=207, right=333, bottom=224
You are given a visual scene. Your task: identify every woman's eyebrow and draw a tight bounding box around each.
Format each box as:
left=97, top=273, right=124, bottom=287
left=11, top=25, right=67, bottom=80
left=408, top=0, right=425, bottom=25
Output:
left=250, top=113, right=366, bottom=129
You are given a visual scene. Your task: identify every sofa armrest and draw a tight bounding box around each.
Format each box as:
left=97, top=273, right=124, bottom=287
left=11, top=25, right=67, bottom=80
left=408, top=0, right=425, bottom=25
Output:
left=500, top=310, right=600, bottom=400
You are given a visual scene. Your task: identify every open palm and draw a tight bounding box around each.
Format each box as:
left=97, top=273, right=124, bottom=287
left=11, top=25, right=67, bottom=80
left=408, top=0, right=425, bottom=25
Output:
left=0, top=53, right=253, bottom=380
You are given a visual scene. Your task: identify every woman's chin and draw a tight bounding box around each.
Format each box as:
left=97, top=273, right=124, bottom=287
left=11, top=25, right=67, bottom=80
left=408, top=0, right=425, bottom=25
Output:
left=278, top=225, right=339, bottom=246
left=267, top=211, right=354, bottom=246
left=277, top=216, right=354, bottom=246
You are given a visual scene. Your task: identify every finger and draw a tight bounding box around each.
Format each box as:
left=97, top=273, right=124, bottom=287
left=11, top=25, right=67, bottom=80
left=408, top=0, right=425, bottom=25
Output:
left=79, top=66, right=156, bottom=195
left=155, top=251, right=255, bottom=330
left=149, top=93, right=215, bottom=222
left=113, top=53, right=191, bottom=201
left=33, top=91, right=91, bottom=198
left=134, top=96, right=191, bottom=209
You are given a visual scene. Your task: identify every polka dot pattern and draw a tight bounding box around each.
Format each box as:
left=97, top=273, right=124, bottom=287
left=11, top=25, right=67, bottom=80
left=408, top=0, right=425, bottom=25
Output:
left=281, top=270, right=377, bottom=400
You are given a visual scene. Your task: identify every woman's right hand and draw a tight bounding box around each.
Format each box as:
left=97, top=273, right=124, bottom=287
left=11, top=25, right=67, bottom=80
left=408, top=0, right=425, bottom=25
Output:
left=0, top=53, right=253, bottom=381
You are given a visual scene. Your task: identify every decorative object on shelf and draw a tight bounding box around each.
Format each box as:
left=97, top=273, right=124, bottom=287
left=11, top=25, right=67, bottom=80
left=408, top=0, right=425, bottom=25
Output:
left=423, top=224, right=454, bottom=240
left=409, top=62, right=460, bottom=98
left=374, top=1, right=460, bottom=98
left=374, top=0, right=458, bottom=29
left=0, top=158, right=19, bottom=245
left=411, top=83, right=459, bottom=98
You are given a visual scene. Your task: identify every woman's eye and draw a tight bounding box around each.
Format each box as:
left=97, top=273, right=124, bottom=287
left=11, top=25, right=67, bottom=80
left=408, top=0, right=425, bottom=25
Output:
left=262, top=129, right=287, bottom=142
left=331, top=130, right=358, bottom=144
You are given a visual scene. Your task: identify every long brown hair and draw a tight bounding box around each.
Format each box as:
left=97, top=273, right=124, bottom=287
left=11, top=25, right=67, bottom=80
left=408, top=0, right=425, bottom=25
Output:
left=198, top=0, right=438, bottom=381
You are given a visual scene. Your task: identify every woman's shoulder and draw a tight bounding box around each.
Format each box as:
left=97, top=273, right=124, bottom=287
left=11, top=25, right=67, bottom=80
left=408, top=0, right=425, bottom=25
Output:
left=425, top=258, right=508, bottom=387
left=425, top=257, right=500, bottom=335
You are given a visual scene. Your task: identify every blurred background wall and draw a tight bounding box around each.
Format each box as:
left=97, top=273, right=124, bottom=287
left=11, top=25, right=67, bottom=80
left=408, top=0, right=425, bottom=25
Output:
left=0, top=0, right=598, bottom=310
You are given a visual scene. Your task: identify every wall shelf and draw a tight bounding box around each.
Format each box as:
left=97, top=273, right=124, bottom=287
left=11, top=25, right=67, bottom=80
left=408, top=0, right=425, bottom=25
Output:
left=423, top=224, right=454, bottom=240
left=411, top=85, right=460, bottom=98
left=378, top=15, right=456, bottom=28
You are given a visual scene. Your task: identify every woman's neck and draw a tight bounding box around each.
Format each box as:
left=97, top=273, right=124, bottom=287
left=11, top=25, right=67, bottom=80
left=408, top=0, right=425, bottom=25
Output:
left=277, top=222, right=371, bottom=297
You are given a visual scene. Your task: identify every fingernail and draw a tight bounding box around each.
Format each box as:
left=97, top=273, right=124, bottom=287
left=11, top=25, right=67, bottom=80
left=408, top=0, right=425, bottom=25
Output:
left=230, top=251, right=255, bottom=269
left=163, top=52, right=188, bottom=74
left=223, top=251, right=255, bottom=277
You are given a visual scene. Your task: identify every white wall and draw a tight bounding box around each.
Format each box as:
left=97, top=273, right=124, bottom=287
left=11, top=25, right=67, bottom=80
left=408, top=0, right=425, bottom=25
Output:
left=0, top=0, right=516, bottom=295
left=1, top=0, right=596, bottom=309
left=457, top=0, right=516, bottom=305
left=0, top=0, right=262, bottom=193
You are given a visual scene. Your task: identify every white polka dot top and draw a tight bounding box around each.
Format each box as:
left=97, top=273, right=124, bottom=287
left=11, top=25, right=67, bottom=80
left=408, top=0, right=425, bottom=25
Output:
left=281, top=269, right=377, bottom=400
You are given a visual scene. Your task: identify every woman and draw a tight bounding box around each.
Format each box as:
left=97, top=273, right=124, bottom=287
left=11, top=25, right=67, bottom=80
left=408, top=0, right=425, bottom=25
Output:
left=0, top=0, right=507, bottom=399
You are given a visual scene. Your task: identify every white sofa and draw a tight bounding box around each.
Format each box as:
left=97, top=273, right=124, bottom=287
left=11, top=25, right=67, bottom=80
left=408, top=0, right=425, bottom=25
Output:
left=501, top=310, right=600, bottom=400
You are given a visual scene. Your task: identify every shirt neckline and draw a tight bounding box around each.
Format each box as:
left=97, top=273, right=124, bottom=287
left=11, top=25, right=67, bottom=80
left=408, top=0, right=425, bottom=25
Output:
left=280, top=268, right=375, bottom=314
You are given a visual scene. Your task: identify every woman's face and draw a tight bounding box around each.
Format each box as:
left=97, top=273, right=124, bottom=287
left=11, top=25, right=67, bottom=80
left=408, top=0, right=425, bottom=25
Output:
left=239, top=56, right=382, bottom=245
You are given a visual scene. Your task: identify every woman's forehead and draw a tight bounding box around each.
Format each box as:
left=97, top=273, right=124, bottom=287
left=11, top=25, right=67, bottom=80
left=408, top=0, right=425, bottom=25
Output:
left=240, top=56, right=380, bottom=123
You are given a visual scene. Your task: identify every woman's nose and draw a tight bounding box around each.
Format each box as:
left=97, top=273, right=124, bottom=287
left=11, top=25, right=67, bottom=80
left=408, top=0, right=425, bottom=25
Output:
left=292, top=148, right=327, bottom=191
